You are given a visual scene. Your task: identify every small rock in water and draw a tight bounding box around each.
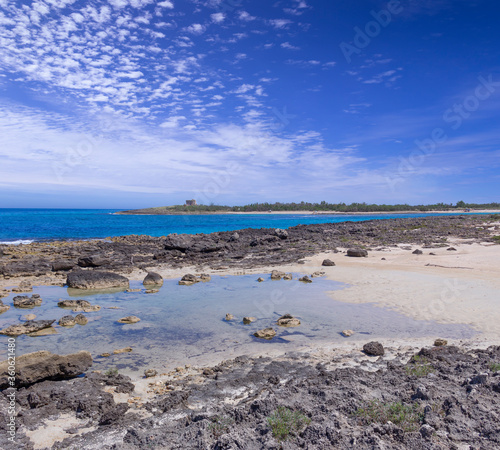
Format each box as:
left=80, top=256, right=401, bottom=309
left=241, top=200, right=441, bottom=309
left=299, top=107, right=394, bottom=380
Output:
left=299, top=275, right=312, bottom=283
left=0, top=320, right=56, bottom=336
left=12, top=281, right=33, bottom=293
left=126, top=289, right=142, bottom=293
left=0, top=301, right=10, bottom=314
left=13, top=295, right=42, bottom=308
left=412, top=249, right=423, bottom=255
left=178, top=274, right=199, bottom=286
left=322, top=259, right=336, bottom=267
left=311, top=271, right=325, bottom=278
left=145, top=289, right=159, bottom=294
left=434, top=338, right=448, bottom=347
left=75, top=314, right=88, bottom=325
left=341, top=330, right=354, bottom=337
left=117, top=316, right=141, bottom=324
left=144, top=368, right=157, bottom=378
left=199, top=274, right=211, bottom=282
left=277, top=314, right=301, bottom=327
left=225, top=313, right=234, bottom=321
left=254, top=328, right=277, bottom=340
left=243, top=317, right=256, bottom=325
left=283, top=273, right=293, bottom=280
left=270, top=270, right=285, bottom=280
left=257, top=277, right=264, bottom=282
left=100, top=353, right=111, bottom=358
left=113, top=347, right=133, bottom=354
left=59, top=315, right=77, bottom=327
left=363, top=341, right=385, bottom=356
left=143, top=271, right=163, bottom=286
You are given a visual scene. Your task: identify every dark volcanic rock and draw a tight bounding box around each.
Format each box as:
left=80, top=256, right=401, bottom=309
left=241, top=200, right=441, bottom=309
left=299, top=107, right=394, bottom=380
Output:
left=143, top=271, right=163, bottom=286
left=13, top=294, right=42, bottom=308
left=322, top=259, right=336, bottom=266
left=66, top=270, right=129, bottom=289
left=0, top=350, right=92, bottom=389
left=52, top=260, right=75, bottom=271
left=412, top=249, right=423, bottom=255
left=0, top=319, right=55, bottom=336
left=363, top=341, right=385, bottom=356
left=164, top=234, right=194, bottom=251
left=77, top=255, right=110, bottom=268
left=347, top=248, right=368, bottom=257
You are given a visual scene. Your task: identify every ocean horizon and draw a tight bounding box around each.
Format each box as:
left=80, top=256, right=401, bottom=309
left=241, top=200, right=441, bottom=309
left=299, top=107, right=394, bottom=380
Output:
left=0, top=208, right=488, bottom=244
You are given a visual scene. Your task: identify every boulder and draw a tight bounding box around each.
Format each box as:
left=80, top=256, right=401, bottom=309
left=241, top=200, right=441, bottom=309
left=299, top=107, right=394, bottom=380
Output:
left=13, top=294, right=42, bottom=308
left=75, top=313, right=88, bottom=325
left=412, top=249, right=423, bottom=255
left=270, top=270, right=285, bottom=280
left=0, top=320, right=56, bottom=336
left=277, top=314, right=301, bottom=327
left=254, top=328, right=277, bottom=340
left=117, top=316, right=141, bottom=324
left=434, top=338, right=448, bottom=347
left=363, top=341, right=385, bottom=356
left=243, top=317, right=256, bottom=324
left=274, top=228, right=289, bottom=239
left=347, top=248, right=368, bottom=257
left=52, top=260, right=75, bottom=271
left=0, top=350, right=92, bottom=389
left=143, top=272, right=163, bottom=286
left=66, top=271, right=129, bottom=290
left=179, top=274, right=199, bottom=286
left=59, top=315, right=77, bottom=327
left=322, top=259, right=336, bottom=266
left=0, top=300, right=10, bottom=314
left=77, top=255, right=109, bottom=268
left=225, top=313, right=234, bottom=321
left=164, top=234, right=194, bottom=252
left=299, top=275, right=312, bottom=283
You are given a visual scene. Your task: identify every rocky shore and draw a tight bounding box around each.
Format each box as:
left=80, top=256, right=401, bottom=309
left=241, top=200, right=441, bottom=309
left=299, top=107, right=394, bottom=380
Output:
left=0, top=215, right=498, bottom=281
left=1, top=344, right=500, bottom=449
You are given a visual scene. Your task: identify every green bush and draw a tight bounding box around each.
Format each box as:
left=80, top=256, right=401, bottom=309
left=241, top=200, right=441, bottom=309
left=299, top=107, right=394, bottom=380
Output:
left=208, top=415, right=234, bottom=438
left=355, top=400, right=423, bottom=432
left=105, top=367, right=119, bottom=376
left=490, top=362, right=500, bottom=372
left=405, top=355, right=434, bottom=377
left=267, top=406, right=311, bottom=442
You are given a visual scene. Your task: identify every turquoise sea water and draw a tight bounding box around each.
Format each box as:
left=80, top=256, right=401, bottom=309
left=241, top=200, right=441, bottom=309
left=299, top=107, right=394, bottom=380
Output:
left=0, top=208, right=483, bottom=243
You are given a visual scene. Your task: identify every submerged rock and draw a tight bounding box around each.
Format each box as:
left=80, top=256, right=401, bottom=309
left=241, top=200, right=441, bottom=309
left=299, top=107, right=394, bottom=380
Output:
left=270, top=270, right=285, bottom=280
left=341, top=329, right=354, bottom=337
left=243, top=317, right=257, bottom=324
left=199, top=273, right=211, bottom=282
left=178, top=274, right=199, bottom=286
left=75, top=313, right=88, bottom=325
left=113, top=347, right=133, bottom=354
left=13, top=294, right=42, bottom=308
left=277, top=314, right=301, bottom=327
left=117, top=316, right=141, bottom=324
left=257, top=277, right=265, bottom=282
left=66, top=270, right=130, bottom=290
left=254, top=328, right=277, bottom=340
left=143, top=271, right=163, bottom=286
left=299, top=275, right=312, bottom=283
left=283, top=273, right=293, bottom=280
left=59, top=315, right=77, bottom=327
left=145, top=289, right=159, bottom=294
left=0, top=350, right=92, bottom=388
left=0, top=319, right=56, bottom=336
left=225, top=313, right=235, bottom=321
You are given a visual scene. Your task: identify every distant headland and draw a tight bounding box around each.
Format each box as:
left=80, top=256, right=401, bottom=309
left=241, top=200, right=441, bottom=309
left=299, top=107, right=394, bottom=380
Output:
left=116, top=201, right=500, bottom=215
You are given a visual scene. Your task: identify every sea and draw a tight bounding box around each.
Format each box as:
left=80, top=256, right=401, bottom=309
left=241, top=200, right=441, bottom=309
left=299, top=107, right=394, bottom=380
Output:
left=0, top=208, right=483, bottom=244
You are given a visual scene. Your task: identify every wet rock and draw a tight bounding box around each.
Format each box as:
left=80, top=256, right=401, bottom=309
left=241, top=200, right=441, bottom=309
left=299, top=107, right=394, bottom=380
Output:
left=117, top=316, right=141, bottom=324
left=12, top=280, right=33, bottom=292
left=270, top=270, right=285, bottom=280
left=322, top=259, right=336, bottom=266
left=126, top=288, right=142, bottom=292
left=257, top=277, right=264, bottom=282
left=283, top=273, right=293, bottom=280
left=0, top=288, right=10, bottom=298
left=66, top=270, right=130, bottom=290
left=145, top=289, right=159, bottom=294
left=311, top=271, right=325, bottom=278
left=13, top=294, right=42, bottom=308
left=347, top=248, right=368, bottom=257
left=59, top=315, right=77, bottom=327
left=113, top=347, right=133, bottom=354
left=58, top=299, right=101, bottom=312
left=74, top=313, right=88, bottom=325
left=0, top=319, right=56, bottom=336
left=254, top=328, right=276, bottom=340
left=412, top=249, right=423, bottom=255
left=243, top=317, right=257, bottom=324
left=0, top=300, right=10, bottom=314
left=341, top=330, right=354, bottom=337
left=143, top=271, right=163, bottom=286
left=363, top=341, right=385, bottom=356
left=200, top=273, right=211, bottom=282
left=0, top=350, right=92, bottom=388
left=225, top=313, right=234, bottom=321
left=144, top=369, right=157, bottom=378
left=100, top=353, right=111, bottom=357
left=299, top=275, right=312, bottom=283
left=434, top=338, right=448, bottom=347
left=179, top=274, right=199, bottom=286
left=277, top=314, right=301, bottom=327
left=274, top=228, right=289, bottom=239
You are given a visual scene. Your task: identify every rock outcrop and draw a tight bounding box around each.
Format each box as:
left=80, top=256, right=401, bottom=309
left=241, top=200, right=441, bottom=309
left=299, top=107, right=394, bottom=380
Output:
left=66, top=271, right=129, bottom=290
left=0, top=320, right=55, bottom=336
left=143, top=271, right=163, bottom=286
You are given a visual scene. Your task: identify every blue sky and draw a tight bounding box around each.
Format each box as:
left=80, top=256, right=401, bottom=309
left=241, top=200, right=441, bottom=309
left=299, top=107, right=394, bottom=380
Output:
left=0, top=0, right=499, bottom=208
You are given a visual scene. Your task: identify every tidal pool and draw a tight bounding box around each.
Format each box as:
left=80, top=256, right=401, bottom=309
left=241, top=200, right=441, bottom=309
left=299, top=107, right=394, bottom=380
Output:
left=0, top=274, right=476, bottom=376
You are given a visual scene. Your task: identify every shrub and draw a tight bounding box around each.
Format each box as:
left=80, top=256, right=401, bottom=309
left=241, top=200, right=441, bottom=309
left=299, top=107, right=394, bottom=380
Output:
left=267, top=406, right=311, bottom=443
left=355, top=400, right=423, bottom=432
left=105, top=367, right=119, bottom=376
left=208, top=415, right=234, bottom=438
left=490, top=362, right=500, bottom=372
left=405, top=355, right=434, bottom=377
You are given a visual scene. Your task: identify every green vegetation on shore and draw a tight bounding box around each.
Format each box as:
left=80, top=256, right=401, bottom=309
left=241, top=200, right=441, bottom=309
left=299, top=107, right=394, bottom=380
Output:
left=118, top=201, right=500, bottom=215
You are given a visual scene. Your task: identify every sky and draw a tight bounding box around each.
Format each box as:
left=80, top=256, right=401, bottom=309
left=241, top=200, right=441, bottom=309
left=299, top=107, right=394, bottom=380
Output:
left=0, top=0, right=499, bottom=208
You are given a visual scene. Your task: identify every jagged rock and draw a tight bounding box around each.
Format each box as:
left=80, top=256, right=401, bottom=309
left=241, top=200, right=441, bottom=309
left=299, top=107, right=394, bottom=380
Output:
left=341, top=330, right=354, bottom=337
left=117, top=316, right=141, bottom=324
left=199, top=273, right=211, bottom=282
left=74, top=313, right=88, bottom=325
left=311, top=271, right=325, bottom=278
left=434, top=338, right=448, bottom=347
left=270, top=270, right=285, bottom=280
left=0, top=320, right=55, bottom=336
left=143, top=272, right=163, bottom=286
left=299, top=275, right=312, bottom=283
left=0, top=300, right=10, bottom=314
left=179, top=274, right=199, bottom=286
left=257, top=277, right=264, bottom=282
left=274, top=228, right=289, bottom=239
left=58, top=299, right=100, bottom=312
left=322, top=259, right=336, bottom=266
left=243, top=317, right=256, bottom=324
left=254, top=328, right=276, bottom=340
left=412, top=249, right=423, bottom=255
left=13, top=294, right=42, bottom=308
left=277, top=314, right=301, bottom=327
left=51, top=260, right=75, bottom=271
left=225, top=313, right=234, bottom=321
left=164, top=234, right=194, bottom=251
left=347, top=248, right=368, bottom=257
left=113, top=347, right=133, bottom=354
left=363, top=341, right=385, bottom=356
left=59, top=315, right=77, bottom=327
left=0, top=350, right=92, bottom=388
left=144, top=369, right=157, bottom=378
left=12, top=280, right=32, bottom=293
left=66, top=271, right=129, bottom=290
left=77, top=255, right=109, bottom=268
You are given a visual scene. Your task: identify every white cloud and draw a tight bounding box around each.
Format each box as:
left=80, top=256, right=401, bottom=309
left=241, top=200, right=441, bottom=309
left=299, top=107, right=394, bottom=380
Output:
left=269, top=19, right=293, bottom=29
left=210, top=12, right=225, bottom=23
left=238, top=11, right=256, bottom=21
left=158, top=0, right=174, bottom=8
left=184, top=23, right=205, bottom=34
